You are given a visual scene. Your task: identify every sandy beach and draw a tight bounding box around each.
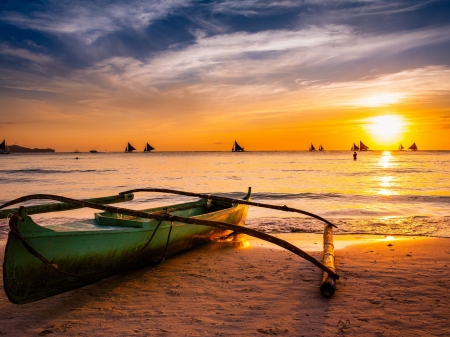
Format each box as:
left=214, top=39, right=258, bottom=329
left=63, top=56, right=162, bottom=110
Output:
left=1, top=234, right=449, bottom=336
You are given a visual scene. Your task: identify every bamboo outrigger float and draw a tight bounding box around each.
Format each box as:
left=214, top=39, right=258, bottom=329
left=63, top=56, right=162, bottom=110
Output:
left=1, top=187, right=339, bottom=304
left=320, top=225, right=336, bottom=297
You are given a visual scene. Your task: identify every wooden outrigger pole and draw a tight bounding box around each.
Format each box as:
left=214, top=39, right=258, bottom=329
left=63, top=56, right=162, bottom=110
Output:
left=0, top=193, right=134, bottom=219
left=119, top=188, right=338, bottom=228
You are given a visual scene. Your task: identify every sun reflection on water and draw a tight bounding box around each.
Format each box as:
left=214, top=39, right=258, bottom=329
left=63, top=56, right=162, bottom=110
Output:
left=380, top=176, right=393, bottom=187
left=378, top=151, right=393, bottom=168
left=375, top=151, right=398, bottom=196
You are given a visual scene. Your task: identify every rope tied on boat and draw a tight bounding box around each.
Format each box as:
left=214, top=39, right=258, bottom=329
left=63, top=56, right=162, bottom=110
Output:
left=159, top=214, right=174, bottom=263
left=7, top=208, right=81, bottom=278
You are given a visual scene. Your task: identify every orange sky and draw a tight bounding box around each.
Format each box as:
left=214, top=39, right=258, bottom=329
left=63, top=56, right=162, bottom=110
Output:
left=3, top=66, right=449, bottom=151
left=1, top=1, right=450, bottom=151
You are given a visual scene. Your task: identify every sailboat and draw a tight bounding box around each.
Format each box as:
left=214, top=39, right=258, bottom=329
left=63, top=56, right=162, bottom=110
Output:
left=318, top=144, right=324, bottom=151
left=232, top=140, right=244, bottom=152
left=398, top=144, right=404, bottom=151
left=125, top=142, right=136, bottom=153
left=0, top=139, right=10, bottom=154
left=359, top=141, right=369, bottom=151
left=408, top=142, right=418, bottom=151
left=144, top=143, right=155, bottom=152
left=309, top=143, right=316, bottom=151
left=351, top=143, right=359, bottom=151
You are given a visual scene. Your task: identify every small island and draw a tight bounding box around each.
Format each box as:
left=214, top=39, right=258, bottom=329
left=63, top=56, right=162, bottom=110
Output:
left=9, top=145, right=55, bottom=153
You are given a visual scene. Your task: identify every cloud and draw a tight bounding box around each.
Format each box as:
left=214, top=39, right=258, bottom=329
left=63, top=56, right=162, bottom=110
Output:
left=80, top=25, right=353, bottom=90
left=2, top=22, right=450, bottom=121
left=0, top=44, right=53, bottom=64
left=210, top=0, right=434, bottom=17
left=0, top=0, right=193, bottom=44
left=210, top=0, right=300, bottom=16
left=72, top=24, right=450, bottom=99
left=316, top=66, right=450, bottom=107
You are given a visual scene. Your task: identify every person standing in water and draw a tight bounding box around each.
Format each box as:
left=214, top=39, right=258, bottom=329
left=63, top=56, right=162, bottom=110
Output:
left=353, top=151, right=357, bottom=160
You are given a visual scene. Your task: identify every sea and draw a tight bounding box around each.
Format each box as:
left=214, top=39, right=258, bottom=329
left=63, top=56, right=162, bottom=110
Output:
left=1, top=151, right=449, bottom=238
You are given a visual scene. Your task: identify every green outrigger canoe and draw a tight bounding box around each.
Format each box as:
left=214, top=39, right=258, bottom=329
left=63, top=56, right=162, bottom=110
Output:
left=1, top=190, right=250, bottom=304
left=1, top=188, right=340, bottom=304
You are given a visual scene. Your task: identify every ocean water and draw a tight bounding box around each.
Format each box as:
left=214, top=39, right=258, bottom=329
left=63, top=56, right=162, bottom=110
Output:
left=1, top=151, right=449, bottom=238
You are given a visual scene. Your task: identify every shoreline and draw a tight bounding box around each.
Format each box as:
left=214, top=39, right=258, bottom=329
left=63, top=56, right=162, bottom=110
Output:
left=1, top=234, right=449, bottom=336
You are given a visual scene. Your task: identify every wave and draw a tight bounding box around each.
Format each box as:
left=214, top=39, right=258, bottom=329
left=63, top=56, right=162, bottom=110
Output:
left=250, top=192, right=450, bottom=204
left=246, top=216, right=450, bottom=237
left=0, top=169, right=117, bottom=174
left=250, top=192, right=344, bottom=200
left=342, top=168, right=434, bottom=175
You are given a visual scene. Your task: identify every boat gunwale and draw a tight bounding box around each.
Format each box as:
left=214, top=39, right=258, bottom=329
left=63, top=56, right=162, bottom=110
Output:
left=18, top=198, right=249, bottom=238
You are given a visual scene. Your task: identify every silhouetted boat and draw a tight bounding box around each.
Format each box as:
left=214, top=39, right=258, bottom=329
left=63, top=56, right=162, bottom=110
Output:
left=232, top=141, right=244, bottom=152
left=144, top=143, right=154, bottom=152
left=319, top=144, right=324, bottom=151
left=309, top=143, right=316, bottom=151
left=125, top=142, right=136, bottom=153
left=359, top=141, right=369, bottom=151
left=398, top=144, right=404, bottom=151
left=89, top=150, right=98, bottom=153
left=408, top=142, right=418, bottom=151
left=0, top=139, right=10, bottom=154
left=351, top=143, right=359, bottom=151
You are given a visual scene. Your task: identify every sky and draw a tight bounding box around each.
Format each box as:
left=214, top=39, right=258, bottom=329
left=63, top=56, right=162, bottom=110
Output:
left=1, top=0, right=450, bottom=151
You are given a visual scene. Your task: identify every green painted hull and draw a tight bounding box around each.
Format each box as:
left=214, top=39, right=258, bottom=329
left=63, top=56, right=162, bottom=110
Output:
left=3, top=193, right=250, bottom=304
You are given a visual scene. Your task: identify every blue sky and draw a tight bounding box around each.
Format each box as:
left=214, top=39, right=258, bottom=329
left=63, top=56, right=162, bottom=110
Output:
left=1, top=0, right=450, bottom=150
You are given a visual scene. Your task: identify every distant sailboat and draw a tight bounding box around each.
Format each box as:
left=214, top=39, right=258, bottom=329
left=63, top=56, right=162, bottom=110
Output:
left=144, top=143, right=154, bottom=152
left=351, top=143, right=359, bottom=151
left=398, top=144, right=404, bottom=151
left=232, top=140, right=244, bottom=152
left=359, top=141, right=369, bottom=151
left=0, top=139, right=10, bottom=154
left=309, top=143, right=316, bottom=152
left=318, top=144, right=324, bottom=151
left=125, top=142, right=136, bottom=153
left=408, top=142, right=418, bottom=151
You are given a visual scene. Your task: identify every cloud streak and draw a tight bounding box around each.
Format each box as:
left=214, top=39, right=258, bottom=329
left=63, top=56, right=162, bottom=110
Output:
left=0, top=44, right=53, bottom=64
left=3, top=22, right=450, bottom=111
left=71, top=24, right=450, bottom=99
left=1, top=0, right=193, bottom=44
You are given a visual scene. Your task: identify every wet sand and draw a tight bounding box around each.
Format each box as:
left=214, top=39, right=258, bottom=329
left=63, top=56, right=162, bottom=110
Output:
left=1, top=234, right=449, bottom=336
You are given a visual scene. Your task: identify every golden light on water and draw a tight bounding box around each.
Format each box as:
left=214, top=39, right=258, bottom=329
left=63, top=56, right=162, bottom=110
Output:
left=367, top=115, right=405, bottom=142
left=376, top=152, right=398, bottom=195
left=378, top=151, right=393, bottom=168
left=385, top=236, right=395, bottom=240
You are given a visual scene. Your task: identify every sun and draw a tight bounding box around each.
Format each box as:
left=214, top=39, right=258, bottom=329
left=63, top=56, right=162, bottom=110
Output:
left=366, top=115, right=405, bottom=142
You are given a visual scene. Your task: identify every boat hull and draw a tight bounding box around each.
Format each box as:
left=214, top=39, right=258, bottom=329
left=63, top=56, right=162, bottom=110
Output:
left=3, top=197, right=249, bottom=304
